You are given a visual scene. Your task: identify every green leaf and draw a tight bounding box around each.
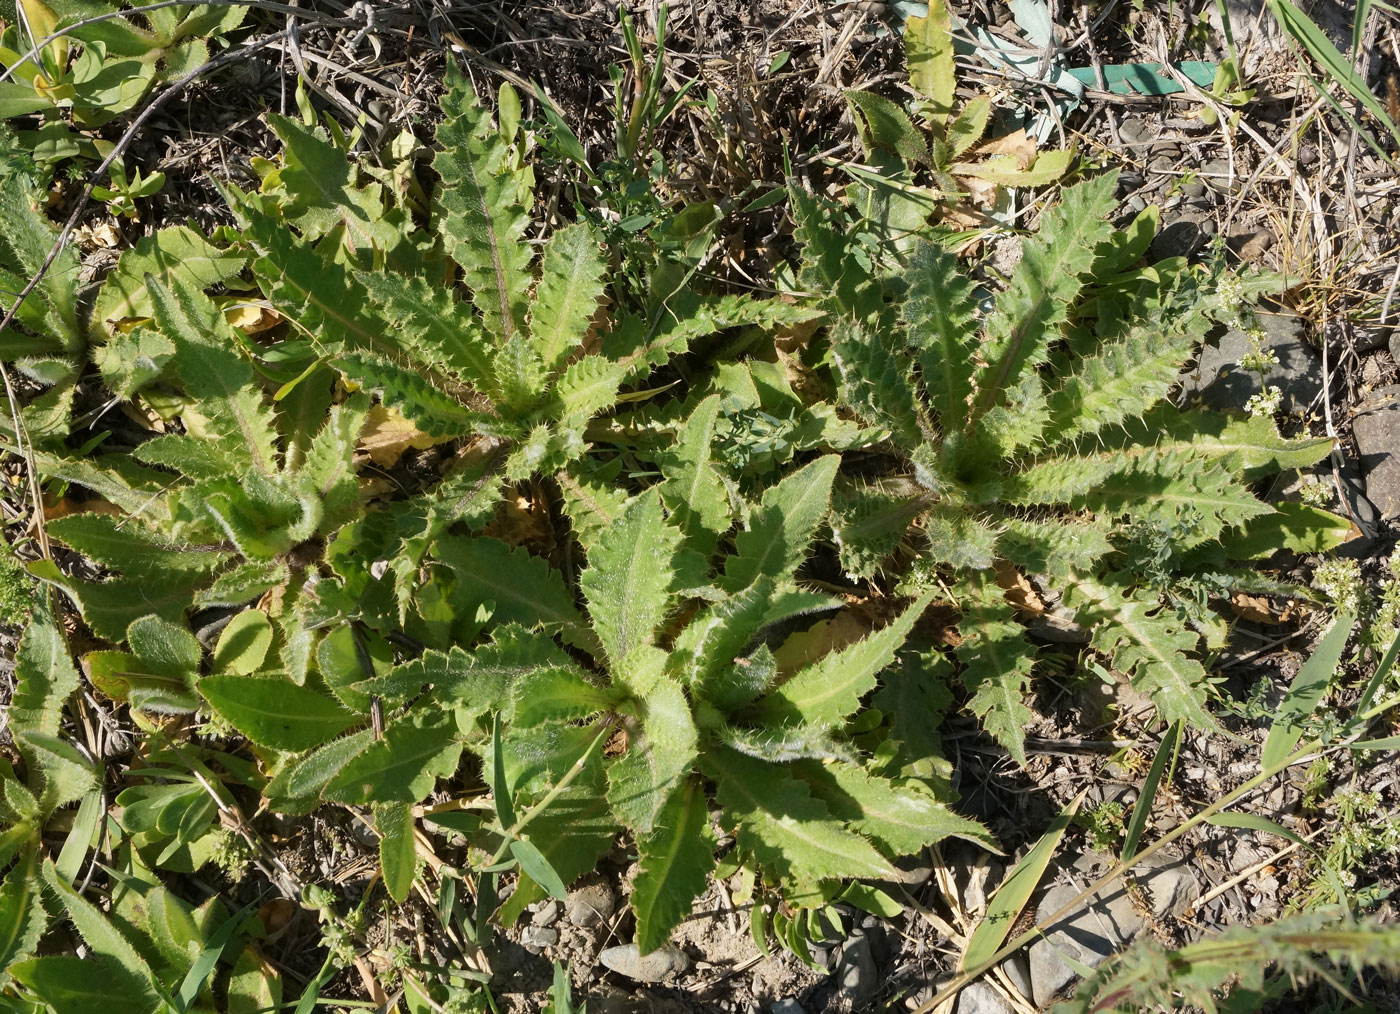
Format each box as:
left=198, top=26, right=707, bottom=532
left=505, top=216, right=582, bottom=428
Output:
left=581, top=489, right=682, bottom=683
left=335, top=350, right=486, bottom=439
left=831, top=320, right=923, bottom=445
left=264, top=729, right=374, bottom=809
left=9, top=600, right=79, bottom=742
left=905, top=2, right=956, bottom=117
left=147, top=276, right=281, bottom=476
left=433, top=62, right=533, bottom=341
left=510, top=838, right=568, bottom=900
left=199, top=674, right=358, bottom=751
left=903, top=242, right=979, bottom=430
left=606, top=676, right=698, bottom=833
left=529, top=222, right=606, bottom=373
left=844, top=89, right=932, bottom=165
left=1261, top=612, right=1354, bottom=770
left=28, top=558, right=204, bottom=642
left=1220, top=501, right=1357, bottom=559
left=956, top=578, right=1035, bottom=765
left=39, top=861, right=163, bottom=1009
left=759, top=591, right=933, bottom=726
left=838, top=883, right=903, bottom=918
left=804, top=761, right=997, bottom=856
left=325, top=713, right=462, bottom=804
left=724, top=455, right=840, bottom=592
left=355, top=268, right=495, bottom=391
left=211, top=610, right=273, bottom=674
left=90, top=225, right=244, bottom=335
left=434, top=537, right=589, bottom=645
left=974, top=173, right=1118, bottom=417
left=660, top=394, right=732, bottom=544
left=513, top=666, right=618, bottom=727
left=0, top=848, right=45, bottom=970
left=703, top=747, right=894, bottom=887
left=960, top=789, right=1085, bottom=971
left=376, top=801, right=417, bottom=904
left=1072, top=580, right=1219, bottom=733
left=631, top=779, right=716, bottom=953
left=9, top=956, right=160, bottom=1014
left=1122, top=721, right=1178, bottom=861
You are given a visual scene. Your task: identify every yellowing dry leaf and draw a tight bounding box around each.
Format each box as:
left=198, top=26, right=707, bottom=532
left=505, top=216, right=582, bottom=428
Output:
left=994, top=560, right=1045, bottom=616
left=42, top=496, right=124, bottom=522
left=359, top=403, right=442, bottom=467
left=224, top=302, right=282, bottom=334
left=772, top=605, right=878, bottom=674
left=975, top=129, right=1036, bottom=168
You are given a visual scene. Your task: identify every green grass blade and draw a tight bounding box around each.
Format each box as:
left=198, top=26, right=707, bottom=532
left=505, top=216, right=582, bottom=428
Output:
left=1121, top=721, right=1179, bottom=863
left=53, top=789, right=101, bottom=886
left=960, top=788, right=1085, bottom=970
left=173, top=898, right=261, bottom=1013
left=1261, top=611, right=1354, bottom=770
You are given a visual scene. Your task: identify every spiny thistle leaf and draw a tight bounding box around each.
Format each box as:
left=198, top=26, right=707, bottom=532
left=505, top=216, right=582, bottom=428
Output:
left=529, top=222, right=607, bottom=374
left=902, top=242, right=979, bottom=429
left=830, top=485, right=928, bottom=579
left=606, top=676, right=698, bottom=833
left=758, top=590, right=934, bottom=727
left=433, top=64, right=533, bottom=342
left=800, top=760, right=997, bottom=855
left=703, top=746, right=895, bottom=887
left=956, top=575, right=1035, bottom=764
left=1071, top=579, right=1219, bottom=732
left=660, top=394, right=732, bottom=545
left=355, top=268, right=497, bottom=392
left=335, top=350, right=491, bottom=440
left=147, top=276, right=280, bottom=476
left=631, top=779, right=716, bottom=954
left=723, top=454, right=840, bottom=592
left=831, top=319, right=923, bottom=446
left=974, top=173, right=1118, bottom=416
left=581, top=490, right=684, bottom=682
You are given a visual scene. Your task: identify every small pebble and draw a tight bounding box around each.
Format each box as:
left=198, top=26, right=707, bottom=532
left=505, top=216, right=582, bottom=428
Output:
left=520, top=926, right=557, bottom=953
left=770, top=1000, right=805, bottom=1014
left=533, top=899, right=561, bottom=927
left=566, top=881, right=616, bottom=927
left=599, top=943, right=689, bottom=982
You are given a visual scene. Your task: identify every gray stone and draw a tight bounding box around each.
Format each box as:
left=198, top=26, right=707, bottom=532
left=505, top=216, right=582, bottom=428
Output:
left=1149, top=214, right=1210, bottom=260
left=520, top=926, right=557, bottom=953
left=1181, top=312, right=1322, bottom=417
left=533, top=899, right=561, bottom=927
left=769, top=1001, right=805, bottom=1014
left=566, top=880, right=616, bottom=928
left=1028, top=853, right=1199, bottom=1007
left=955, top=981, right=1014, bottom=1014
left=835, top=934, right=878, bottom=1008
left=599, top=943, right=689, bottom=982
left=1354, top=386, right=1400, bottom=520
left=1000, top=955, right=1034, bottom=1003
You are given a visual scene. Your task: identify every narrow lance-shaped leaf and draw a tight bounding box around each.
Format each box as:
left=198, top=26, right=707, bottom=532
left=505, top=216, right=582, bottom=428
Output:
left=146, top=275, right=280, bottom=476
left=703, top=746, right=895, bottom=888
left=972, top=173, right=1118, bottom=417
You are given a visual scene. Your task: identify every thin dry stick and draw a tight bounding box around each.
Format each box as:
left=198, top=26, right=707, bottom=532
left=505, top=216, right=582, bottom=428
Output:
left=0, top=30, right=290, bottom=560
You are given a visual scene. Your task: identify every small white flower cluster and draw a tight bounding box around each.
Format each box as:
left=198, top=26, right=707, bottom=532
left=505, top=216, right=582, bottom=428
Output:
left=1298, top=478, right=1334, bottom=508
left=1370, top=554, right=1400, bottom=651
left=1314, top=557, right=1364, bottom=617
left=1217, top=272, right=1281, bottom=417
left=1245, top=386, right=1283, bottom=417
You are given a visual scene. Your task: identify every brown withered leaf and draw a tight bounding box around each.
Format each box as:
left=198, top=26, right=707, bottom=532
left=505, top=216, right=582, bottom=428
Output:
left=1230, top=593, right=1279, bottom=624
left=994, top=560, right=1045, bottom=616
